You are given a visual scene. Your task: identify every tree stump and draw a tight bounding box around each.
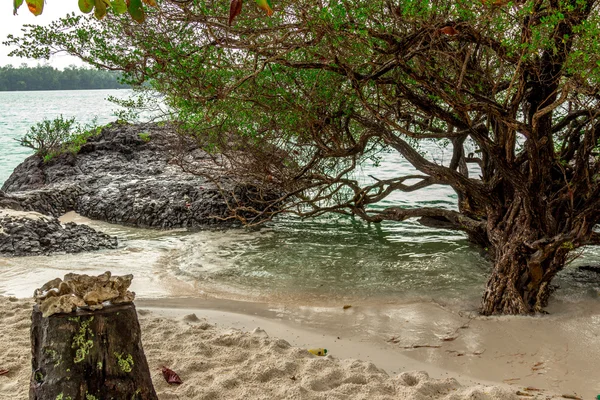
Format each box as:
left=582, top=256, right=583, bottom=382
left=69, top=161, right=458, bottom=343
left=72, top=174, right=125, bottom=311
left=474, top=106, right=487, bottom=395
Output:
left=30, top=303, right=158, bottom=400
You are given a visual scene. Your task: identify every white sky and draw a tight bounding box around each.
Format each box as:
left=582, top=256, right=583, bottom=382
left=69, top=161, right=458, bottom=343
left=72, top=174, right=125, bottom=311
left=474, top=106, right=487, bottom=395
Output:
left=0, top=1, right=84, bottom=69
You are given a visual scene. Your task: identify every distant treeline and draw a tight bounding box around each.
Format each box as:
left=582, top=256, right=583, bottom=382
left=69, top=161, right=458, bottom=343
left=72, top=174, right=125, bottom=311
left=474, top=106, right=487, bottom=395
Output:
left=0, top=65, right=129, bottom=91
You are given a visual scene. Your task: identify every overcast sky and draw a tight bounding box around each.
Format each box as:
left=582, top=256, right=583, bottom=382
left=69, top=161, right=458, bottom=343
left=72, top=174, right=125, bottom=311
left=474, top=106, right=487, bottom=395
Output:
left=1, top=1, right=84, bottom=69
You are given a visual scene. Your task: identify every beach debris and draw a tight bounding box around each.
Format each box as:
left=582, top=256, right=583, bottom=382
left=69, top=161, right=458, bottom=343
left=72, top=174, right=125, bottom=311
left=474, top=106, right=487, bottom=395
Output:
left=183, top=313, right=200, bottom=323
left=434, top=321, right=472, bottom=343
left=161, top=366, right=183, bottom=385
left=446, top=349, right=486, bottom=357
left=33, top=271, right=136, bottom=317
left=523, top=387, right=542, bottom=392
left=0, top=369, right=8, bottom=376
left=515, top=391, right=533, bottom=397
left=561, top=395, right=582, bottom=400
left=400, top=344, right=442, bottom=349
left=343, top=305, right=352, bottom=310
left=387, top=337, right=440, bottom=348
left=290, top=376, right=296, bottom=381
left=531, top=361, right=545, bottom=371
left=251, top=327, right=269, bottom=338
left=308, top=348, right=328, bottom=356
left=440, top=336, right=457, bottom=342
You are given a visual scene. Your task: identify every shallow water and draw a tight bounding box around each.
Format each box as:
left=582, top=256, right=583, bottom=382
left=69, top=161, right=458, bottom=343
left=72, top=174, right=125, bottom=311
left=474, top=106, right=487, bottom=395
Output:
left=0, top=90, right=599, bottom=310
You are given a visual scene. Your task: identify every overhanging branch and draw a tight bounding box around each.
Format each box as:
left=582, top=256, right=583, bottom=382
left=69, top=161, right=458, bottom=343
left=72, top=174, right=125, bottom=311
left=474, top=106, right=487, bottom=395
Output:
left=356, top=206, right=486, bottom=236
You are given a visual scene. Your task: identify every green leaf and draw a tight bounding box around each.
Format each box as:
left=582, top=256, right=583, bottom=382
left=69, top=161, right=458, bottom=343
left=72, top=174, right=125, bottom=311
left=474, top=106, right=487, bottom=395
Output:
left=127, top=0, right=145, bottom=23
left=111, top=0, right=127, bottom=15
left=13, top=0, right=24, bottom=15
left=94, top=0, right=107, bottom=19
left=78, top=0, right=94, bottom=14
left=255, top=0, right=273, bottom=16
left=25, top=0, right=43, bottom=16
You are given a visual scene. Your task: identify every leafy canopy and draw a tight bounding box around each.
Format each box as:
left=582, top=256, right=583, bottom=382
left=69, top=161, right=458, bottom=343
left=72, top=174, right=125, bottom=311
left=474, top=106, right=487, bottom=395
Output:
left=12, top=0, right=274, bottom=24
left=7, top=0, right=600, bottom=236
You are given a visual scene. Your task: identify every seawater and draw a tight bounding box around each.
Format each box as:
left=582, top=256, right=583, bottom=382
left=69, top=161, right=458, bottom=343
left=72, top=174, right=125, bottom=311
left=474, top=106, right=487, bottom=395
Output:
left=0, top=89, right=135, bottom=184
left=0, top=89, right=598, bottom=308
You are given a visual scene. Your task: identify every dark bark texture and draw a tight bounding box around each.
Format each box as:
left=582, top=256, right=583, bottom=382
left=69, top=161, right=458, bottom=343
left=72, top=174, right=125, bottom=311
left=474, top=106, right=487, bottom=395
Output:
left=30, top=303, right=157, bottom=400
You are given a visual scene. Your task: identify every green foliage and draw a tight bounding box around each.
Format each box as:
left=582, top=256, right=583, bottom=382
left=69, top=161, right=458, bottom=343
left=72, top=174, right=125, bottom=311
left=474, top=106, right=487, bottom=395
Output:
left=79, top=0, right=94, bottom=14
left=34, top=371, right=44, bottom=382
left=561, top=241, right=575, bottom=250
left=0, top=65, right=128, bottom=91
left=18, top=115, right=102, bottom=162
left=13, top=0, right=156, bottom=22
left=138, top=132, right=151, bottom=142
left=128, top=0, right=145, bottom=23
left=108, top=90, right=157, bottom=123
left=18, top=115, right=77, bottom=158
left=111, top=0, right=127, bottom=15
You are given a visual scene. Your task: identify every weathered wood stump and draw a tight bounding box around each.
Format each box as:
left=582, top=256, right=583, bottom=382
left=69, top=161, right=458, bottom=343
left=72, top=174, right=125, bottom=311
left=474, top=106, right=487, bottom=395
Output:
left=30, top=303, right=158, bottom=400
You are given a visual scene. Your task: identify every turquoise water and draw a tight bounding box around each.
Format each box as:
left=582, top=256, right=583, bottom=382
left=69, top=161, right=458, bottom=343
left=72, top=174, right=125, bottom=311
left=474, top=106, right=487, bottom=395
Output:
left=0, top=90, right=598, bottom=308
left=0, top=89, right=132, bottom=185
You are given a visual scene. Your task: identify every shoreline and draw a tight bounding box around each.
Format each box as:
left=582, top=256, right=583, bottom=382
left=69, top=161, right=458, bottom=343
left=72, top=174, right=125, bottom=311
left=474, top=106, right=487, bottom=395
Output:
left=0, top=296, right=563, bottom=400
left=0, top=213, right=597, bottom=398
left=1, top=294, right=594, bottom=399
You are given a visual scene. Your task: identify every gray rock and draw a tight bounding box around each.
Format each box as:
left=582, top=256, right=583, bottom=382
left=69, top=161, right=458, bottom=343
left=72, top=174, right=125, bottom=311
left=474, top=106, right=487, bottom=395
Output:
left=2, top=122, right=262, bottom=228
left=0, top=209, right=117, bottom=257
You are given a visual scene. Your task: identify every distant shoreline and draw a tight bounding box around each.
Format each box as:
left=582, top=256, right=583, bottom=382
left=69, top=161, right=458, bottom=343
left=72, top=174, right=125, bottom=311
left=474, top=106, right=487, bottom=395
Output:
left=0, top=87, right=129, bottom=92
left=0, top=65, right=128, bottom=91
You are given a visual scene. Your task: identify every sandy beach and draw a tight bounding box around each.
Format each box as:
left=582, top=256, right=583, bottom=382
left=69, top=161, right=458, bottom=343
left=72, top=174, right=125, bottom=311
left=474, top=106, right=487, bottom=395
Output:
left=0, top=295, right=592, bottom=400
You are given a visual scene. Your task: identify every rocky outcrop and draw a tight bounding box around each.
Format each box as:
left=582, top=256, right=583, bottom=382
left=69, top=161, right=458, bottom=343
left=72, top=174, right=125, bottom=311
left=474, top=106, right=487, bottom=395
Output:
left=0, top=209, right=117, bottom=256
left=2, top=122, right=252, bottom=228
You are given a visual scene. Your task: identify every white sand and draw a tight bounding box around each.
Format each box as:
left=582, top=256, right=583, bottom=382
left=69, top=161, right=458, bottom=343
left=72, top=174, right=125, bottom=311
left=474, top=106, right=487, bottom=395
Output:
left=0, top=297, right=573, bottom=400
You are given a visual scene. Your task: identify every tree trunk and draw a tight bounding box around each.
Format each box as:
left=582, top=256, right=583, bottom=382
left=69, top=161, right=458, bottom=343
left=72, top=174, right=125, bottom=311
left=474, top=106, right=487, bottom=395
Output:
left=480, top=238, right=568, bottom=315
left=479, top=195, right=574, bottom=315
left=30, top=303, right=158, bottom=400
